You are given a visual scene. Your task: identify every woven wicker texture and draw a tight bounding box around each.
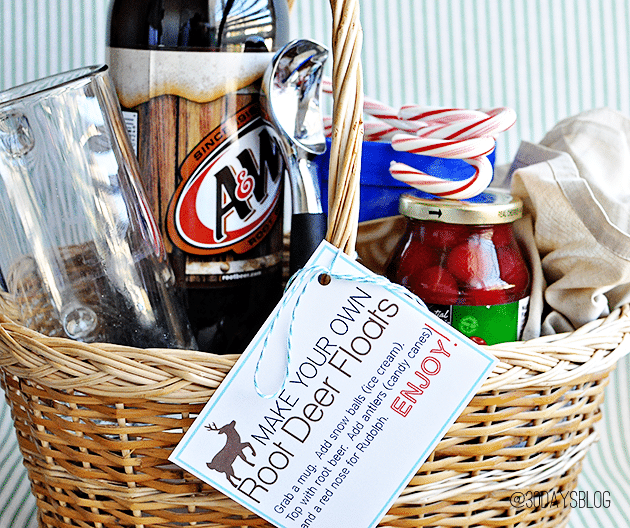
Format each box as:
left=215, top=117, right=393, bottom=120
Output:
left=5, top=243, right=136, bottom=341
left=324, top=0, right=364, bottom=255
left=0, top=305, right=628, bottom=527
left=1, top=0, right=629, bottom=526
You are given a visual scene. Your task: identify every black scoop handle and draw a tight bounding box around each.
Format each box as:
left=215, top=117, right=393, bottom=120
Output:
left=289, top=212, right=328, bottom=275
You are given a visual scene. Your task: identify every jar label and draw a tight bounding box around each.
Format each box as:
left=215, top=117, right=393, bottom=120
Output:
left=426, top=297, right=530, bottom=345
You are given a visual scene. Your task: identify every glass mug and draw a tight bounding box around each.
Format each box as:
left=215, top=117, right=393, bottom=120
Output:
left=0, top=65, right=195, bottom=349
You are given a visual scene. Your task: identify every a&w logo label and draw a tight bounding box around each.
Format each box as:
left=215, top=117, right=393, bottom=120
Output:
left=167, top=102, right=284, bottom=255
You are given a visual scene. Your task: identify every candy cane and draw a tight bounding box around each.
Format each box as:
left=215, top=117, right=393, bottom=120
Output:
left=324, top=116, right=333, bottom=137
left=389, top=155, right=493, bottom=200
left=362, top=99, right=423, bottom=132
left=389, top=133, right=496, bottom=198
left=321, top=77, right=515, bottom=199
left=391, top=133, right=496, bottom=159
left=325, top=117, right=402, bottom=143
left=398, top=105, right=489, bottom=125
left=401, top=107, right=517, bottom=140
left=363, top=122, right=401, bottom=142
left=323, top=77, right=423, bottom=132
left=324, top=79, right=514, bottom=140
left=322, top=77, right=333, bottom=95
left=388, top=107, right=514, bottom=198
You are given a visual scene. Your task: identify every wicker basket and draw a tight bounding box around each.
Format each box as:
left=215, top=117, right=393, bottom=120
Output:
left=1, top=298, right=629, bottom=528
left=2, top=1, right=630, bottom=527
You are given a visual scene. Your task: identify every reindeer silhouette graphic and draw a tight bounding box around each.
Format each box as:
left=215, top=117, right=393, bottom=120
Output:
left=205, top=420, right=256, bottom=487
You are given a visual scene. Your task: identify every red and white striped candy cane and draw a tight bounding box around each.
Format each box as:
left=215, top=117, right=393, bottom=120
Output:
left=387, top=107, right=515, bottom=198
left=389, top=155, right=493, bottom=200
left=391, top=133, right=496, bottom=159
left=398, top=105, right=489, bottom=125
left=399, top=106, right=516, bottom=140
left=363, top=122, right=401, bottom=142
left=323, top=116, right=333, bottom=137
left=363, top=98, right=422, bottom=132
left=388, top=132, right=496, bottom=199
left=321, top=78, right=515, bottom=199
left=325, top=116, right=403, bottom=143
left=323, top=78, right=422, bottom=133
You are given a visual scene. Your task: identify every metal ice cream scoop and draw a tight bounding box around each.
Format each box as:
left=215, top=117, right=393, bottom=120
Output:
left=260, top=39, right=328, bottom=274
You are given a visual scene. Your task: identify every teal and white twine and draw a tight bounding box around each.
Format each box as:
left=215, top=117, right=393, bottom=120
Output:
left=254, top=251, right=426, bottom=399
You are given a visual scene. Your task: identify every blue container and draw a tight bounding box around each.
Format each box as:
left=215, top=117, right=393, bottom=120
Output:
left=313, top=139, right=496, bottom=222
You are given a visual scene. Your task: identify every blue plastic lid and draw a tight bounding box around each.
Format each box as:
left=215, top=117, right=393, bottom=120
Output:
left=312, top=139, right=496, bottom=222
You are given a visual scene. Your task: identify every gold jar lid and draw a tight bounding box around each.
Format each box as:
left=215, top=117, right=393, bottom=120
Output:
left=399, top=189, right=523, bottom=225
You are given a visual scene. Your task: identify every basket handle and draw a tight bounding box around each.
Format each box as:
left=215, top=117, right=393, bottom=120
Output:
left=324, top=0, right=364, bottom=256
left=289, top=0, right=363, bottom=255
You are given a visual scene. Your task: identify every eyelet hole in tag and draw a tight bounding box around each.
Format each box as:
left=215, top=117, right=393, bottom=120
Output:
left=318, top=273, right=331, bottom=286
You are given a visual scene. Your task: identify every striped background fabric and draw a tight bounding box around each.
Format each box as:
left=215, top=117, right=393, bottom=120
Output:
left=291, top=0, right=630, bottom=165
left=1, top=1, right=630, bottom=527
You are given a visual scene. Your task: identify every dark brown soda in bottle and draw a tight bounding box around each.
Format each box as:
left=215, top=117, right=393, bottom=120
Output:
left=107, top=0, right=290, bottom=353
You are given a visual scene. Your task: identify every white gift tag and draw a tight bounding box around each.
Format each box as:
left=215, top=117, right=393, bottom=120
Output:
left=170, top=241, right=498, bottom=528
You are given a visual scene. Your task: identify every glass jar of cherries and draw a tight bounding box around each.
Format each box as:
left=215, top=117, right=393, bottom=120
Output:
left=386, top=189, right=531, bottom=345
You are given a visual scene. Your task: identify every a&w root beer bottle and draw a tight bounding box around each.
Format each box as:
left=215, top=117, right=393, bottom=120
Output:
left=107, top=0, right=290, bottom=353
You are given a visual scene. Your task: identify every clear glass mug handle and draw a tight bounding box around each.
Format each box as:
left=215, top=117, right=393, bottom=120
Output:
left=0, top=110, right=102, bottom=340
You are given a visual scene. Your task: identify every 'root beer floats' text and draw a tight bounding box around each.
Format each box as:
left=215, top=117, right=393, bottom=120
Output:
left=226, top=287, right=453, bottom=511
